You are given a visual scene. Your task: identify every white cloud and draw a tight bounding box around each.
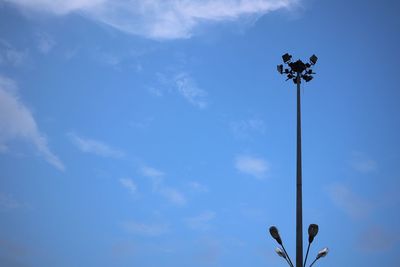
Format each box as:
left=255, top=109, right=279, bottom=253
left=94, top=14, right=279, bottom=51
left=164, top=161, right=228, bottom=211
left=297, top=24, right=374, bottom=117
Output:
left=159, top=186, right=186, bottom=205
left=175, top=73, right=207, bottom=109
left=4, top=0, right=296, bottom=39
left=0, top=39, right=27, bottom=67
left=0, top=193, right=22, bottom=210
left=119, top=178, right=137, bottom=195
left=141, top=166, right=164, bottom=178
left=185, top=211, right=215, bottom=231
left=68, top=133, right=124, bottom=158
left=235, top=155, right=269, bottom=179
left=356, top=225, right=399, bottom=252
left=140, top=165, right=186, bottom=205
left=188, top=181, right=208, bottom=193
left=327, top=183, right=372, bottom=219
left=350, top=152, right=377, bottom=173
left=230, top=118, right=266, bottom=138
left=36, top=32, right=56, bottom=54
left=152, top=72, right=208, bottom=108
left=121, top=220, right=168, bottom=236
left=0, top=76, right=64, bottom=170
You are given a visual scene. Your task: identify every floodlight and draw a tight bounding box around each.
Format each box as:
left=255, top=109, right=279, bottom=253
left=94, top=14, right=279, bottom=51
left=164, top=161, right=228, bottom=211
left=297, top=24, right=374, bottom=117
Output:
left=269, top=226, right=282, bottom=245
left=310, top=54, right=318, bottom=65
left=282, top=53, right=292, bottom=63
left=308, top=224, right=319, bottom=243
left=277, top=64, right=284, bottom=74
left=275, top=247, right=286, bottom=259
left=302, top=75, right=313, bottom=82
left=317, top=248, right=329, bottom=259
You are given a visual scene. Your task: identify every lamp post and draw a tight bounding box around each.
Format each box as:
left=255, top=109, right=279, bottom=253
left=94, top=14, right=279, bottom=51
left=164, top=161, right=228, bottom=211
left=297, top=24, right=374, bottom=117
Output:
left=269, top=53, right=328, bottom=267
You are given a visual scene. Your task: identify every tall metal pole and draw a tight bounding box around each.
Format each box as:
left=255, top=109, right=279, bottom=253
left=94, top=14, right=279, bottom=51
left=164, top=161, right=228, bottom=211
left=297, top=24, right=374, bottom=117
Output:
left=272, top=54, right=324, bottom=267
left=296, top=73, right=303, bottom=267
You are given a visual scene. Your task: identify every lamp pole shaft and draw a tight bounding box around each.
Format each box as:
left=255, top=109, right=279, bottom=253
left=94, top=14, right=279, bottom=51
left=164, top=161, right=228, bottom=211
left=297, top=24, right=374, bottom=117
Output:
left=296, top=73, right=303, bottom=267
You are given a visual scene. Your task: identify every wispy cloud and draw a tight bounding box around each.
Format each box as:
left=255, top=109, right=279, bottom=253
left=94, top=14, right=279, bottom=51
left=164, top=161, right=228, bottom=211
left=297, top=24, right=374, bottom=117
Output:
left=0, top=192, right=23, bottom=211
left=5, top=0, right=297, bottom=39
left=230, top=118, right=266, bottom=139
left=119, top=178, right=137, bottom=195
left=185, top=211, right=216, bottom=231
left=174, top=72, right=207, bottom=109
left=68, top=133, right=124, bottom=158
left=0, top=39, right=26, bottom=67
left=121, top=220, right=168, bottom=236
left=0, top=76, right=64, bottom=170
left=327, top=183, right=372, bottom=219
left=188, top=181, right=209, bottom=193
left=151, top=72, right=208, bottom=108
left=356, top=225, right=399, bottom=252
left=140, top=165, right=186, bottom=205
left=36, top=32, right=56, bottom=54
left=350, top=152, right=377, bottom=173
left=159, top=186, right=186, bottom=205
left=235, top=155, right=269, bottom=179
left=141, top=166, right=165, bottom=179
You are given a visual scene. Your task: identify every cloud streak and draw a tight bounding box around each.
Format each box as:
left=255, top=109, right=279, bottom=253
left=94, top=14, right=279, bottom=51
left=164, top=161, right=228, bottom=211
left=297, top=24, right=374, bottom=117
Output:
left=0, top=76, right=64, bottom=170
left=185, top=211, right=216, bottom=231
left=327, top=183, right=372, bottom=219
left=350, top=152, right=377, bottom=173
left=119, top=178, right=138, bottom=195
left=68, top=133, right=124, bottom=158
left=230, top=118, right=266, bottom=139
left=356, top=225, right=400, bottom=252
left=0, top=192, right=23, bottom=210
left=175, top=73, right=207, bottom=109
left=140, top=165, right=186, bottom=205
left=4, top=0, right=296, bottom=39
left=121, top=220, right=168, bottom=236
left=235, top=155, right=269, bottom=179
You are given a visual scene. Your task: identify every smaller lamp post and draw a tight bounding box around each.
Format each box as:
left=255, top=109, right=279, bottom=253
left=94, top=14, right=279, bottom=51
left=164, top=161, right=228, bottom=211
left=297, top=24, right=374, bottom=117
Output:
left=269, top=223, right=328, bottom=267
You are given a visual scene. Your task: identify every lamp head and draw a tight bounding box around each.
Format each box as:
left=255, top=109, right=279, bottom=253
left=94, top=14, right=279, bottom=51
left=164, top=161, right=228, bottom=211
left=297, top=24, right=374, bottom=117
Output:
left=282, top=53, right=292, bottom=64
left=308, top=224, right=319, bottom=243
left=317, top=247, right=329, bottom=259
left=302, top=74, right=313, bottom=82
left=269, top=226, right=282, bottom=245
left=277, top=64, right=283, bottom=74
left=275, top=247, right=286, bottom=259
left=310, top=54, right=318, bottom=65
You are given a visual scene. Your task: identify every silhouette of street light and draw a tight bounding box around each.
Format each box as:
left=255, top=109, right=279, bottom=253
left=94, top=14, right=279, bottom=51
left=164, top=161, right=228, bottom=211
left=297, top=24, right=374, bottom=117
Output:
left=269, top=226, right=294, bottom=267
left=268, top=53, right=328, bottom=267
left=269, top=226, right=282, bottom=245
left=304, top=224, right=319, bottom=267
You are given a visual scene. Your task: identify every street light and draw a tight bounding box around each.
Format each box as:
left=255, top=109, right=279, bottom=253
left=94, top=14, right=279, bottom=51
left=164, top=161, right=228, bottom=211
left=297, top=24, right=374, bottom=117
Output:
left=304, top=224, right=319, bottom=267
left=269, top=226, right=294, bottom=267
left=267, top=53, right=328, bottom=267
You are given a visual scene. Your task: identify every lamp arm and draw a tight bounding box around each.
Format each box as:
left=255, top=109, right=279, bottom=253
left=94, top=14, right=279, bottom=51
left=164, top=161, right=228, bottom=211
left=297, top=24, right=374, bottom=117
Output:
left=280, top=244, right=294, bottom=267
left=303, top=242, right=311, bottom=267
left=309, top=257, right=318, bottom=267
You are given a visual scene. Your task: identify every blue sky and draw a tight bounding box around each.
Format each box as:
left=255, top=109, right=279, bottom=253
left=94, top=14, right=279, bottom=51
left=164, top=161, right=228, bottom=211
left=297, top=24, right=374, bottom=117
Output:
left=1, top=0, right=400, bottom=266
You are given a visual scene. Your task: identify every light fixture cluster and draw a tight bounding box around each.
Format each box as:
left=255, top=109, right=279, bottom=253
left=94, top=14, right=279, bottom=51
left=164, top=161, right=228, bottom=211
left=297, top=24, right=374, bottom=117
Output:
left=277, top=53, right=318, bottom=84
left=269, top=224, right=328, bottom=267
